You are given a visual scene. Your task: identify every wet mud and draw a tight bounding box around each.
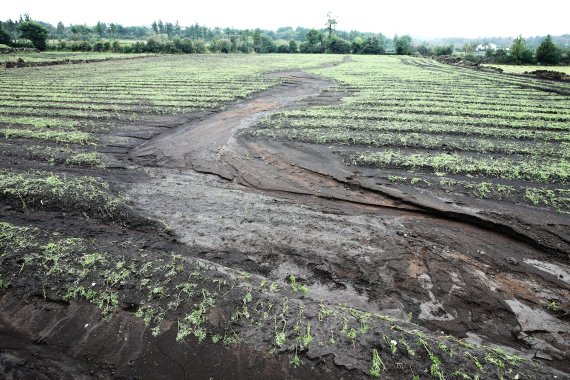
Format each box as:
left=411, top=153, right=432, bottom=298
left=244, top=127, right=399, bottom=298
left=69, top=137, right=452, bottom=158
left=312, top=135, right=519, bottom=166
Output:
left=1, top=69, right=569, bottom=378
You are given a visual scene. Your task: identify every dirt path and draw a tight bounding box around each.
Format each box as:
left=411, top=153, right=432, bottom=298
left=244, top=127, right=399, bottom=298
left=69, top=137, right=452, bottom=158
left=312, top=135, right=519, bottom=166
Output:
left=122, top=71, right=570, bottom=372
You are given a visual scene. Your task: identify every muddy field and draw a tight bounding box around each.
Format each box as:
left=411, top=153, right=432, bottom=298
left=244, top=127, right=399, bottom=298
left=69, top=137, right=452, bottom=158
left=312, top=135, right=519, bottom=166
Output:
left=1, top=55, right=569, bottom=379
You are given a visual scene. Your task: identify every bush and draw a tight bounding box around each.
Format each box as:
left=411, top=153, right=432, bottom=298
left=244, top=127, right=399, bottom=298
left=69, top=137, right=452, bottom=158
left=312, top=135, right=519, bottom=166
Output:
left=254, top=35, right=276, bottom=53
left=433, top=45, right=454, bottom=56
left=276, top=44, right=290, bottom=53
left=193, top=41, right=207, bottom=54
left=56, top=40, right=67, bottom=51
left=415, top=45, right=432, bottom=56
left=70, top=41, right=92, bottom=51
left=326, top=36, right=351, bottom=54
left=111, top=40, right=120, bottom=53
left=174, top=38, right=193, bottom=53
left=362, top=37, right=385, bottom=55
left=93, top=41, right=111, bottom=52
left=351, top=37, right=364, bottom=54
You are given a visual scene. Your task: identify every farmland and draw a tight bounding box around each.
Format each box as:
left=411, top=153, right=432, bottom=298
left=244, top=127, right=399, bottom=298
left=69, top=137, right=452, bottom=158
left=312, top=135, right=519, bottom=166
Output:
left=1, top=54, right=569, bottom=379
left=248, top=56, right=570, bottom=213
left=0, top=51, right=151, bottom=63
left=482, top=64, right=570, bottom=75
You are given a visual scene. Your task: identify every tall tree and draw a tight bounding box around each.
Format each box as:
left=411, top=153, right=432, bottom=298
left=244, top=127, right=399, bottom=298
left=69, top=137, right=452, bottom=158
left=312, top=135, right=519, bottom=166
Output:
left=510, top=35, right=533, bottom=64
left=94, top=21, right=107, bottom=38
left=165, top=22, right=174, bottom=39
left=325, top=12, right=337, bottom=37
left=157, top=20, right=165, bottom=35
left=109, top=23, right=118, bottom=40
left=151, top=21, right=158, bottom=35
left=56, top=21, right=65, bottom=39
left=17, top=21, right=48, bottom=50
left=0, top=22, right=11, bottom=46
left=4, top=19, right=18, bottom=44
left=536, top=35, right=561, bottom=65
left=174, top=21, right=181, bottom=37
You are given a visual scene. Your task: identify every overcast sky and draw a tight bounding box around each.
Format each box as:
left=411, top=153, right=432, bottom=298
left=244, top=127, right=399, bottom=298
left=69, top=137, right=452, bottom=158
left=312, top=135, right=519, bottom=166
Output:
left=3, top=0, right=569, bottom=39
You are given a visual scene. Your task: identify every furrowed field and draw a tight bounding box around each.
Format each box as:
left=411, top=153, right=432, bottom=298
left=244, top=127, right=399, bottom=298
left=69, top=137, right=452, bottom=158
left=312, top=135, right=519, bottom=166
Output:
left=249, top=56, right=570, bottom=213
left=1, top=54, right=569, bottom=379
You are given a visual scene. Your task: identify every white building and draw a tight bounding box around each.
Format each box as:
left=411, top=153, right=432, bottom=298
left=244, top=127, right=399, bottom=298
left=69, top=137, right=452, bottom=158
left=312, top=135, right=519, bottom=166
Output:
left=475, top=43, right=497, bottom=52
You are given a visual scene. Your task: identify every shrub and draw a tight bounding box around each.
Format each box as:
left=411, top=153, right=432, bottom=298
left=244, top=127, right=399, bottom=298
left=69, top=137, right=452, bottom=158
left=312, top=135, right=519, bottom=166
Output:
left=362, top=37, right=385, bottom=55
left=276, top=44, right=290, bottom=53
left=415, top=45, right=432, bottom=56
left=352, top=37, right=364, bottom=54
left=174, top=38, right=193, bottom=53
left=326, top=36, right=351, bottom=54
left=433, top=45, right=454, bottom=56
left=193, top=41, right=207, bottom=54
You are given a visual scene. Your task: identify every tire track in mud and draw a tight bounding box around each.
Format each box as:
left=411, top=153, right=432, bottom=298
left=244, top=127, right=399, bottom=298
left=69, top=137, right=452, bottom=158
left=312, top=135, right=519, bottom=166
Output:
left=126, top=71, right=570, bottom=371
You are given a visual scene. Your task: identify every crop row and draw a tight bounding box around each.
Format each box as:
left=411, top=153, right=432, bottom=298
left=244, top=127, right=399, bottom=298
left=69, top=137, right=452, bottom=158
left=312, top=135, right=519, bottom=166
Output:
left=257, top=118, right=569, bottom=142
left=388, top=175, right=569, bottom=213
left=249, top=128, right=568, bottom=158
left=347, top=150, right=568, bottom=183
left=278, top=108, right=569, bottom=131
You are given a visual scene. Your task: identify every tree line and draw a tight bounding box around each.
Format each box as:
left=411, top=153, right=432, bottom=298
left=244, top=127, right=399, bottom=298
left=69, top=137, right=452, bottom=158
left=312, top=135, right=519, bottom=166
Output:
left=1, top=14, right=568, bottom=65
left=480, top=35, right=568, bottom=65
left=0, top=16, right=451, bottom=57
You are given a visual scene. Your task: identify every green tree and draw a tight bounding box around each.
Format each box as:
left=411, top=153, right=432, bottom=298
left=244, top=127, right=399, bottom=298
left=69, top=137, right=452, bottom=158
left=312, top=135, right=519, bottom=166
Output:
left=252, top=28, right=262, bottom=48
left=4, top=19, right=18, bottom=44
left=0, top=22, right=11, bottom=46
left=166, top=22, right=174, bottom=40
left=352, top=37, right=364, bottom=54
left=56, top=21, right=65, bottom=39
left=536, top=35, right=561, bottom=65
left=301, top=29, right=323, bottom=53
left=289, top=39, right=298, bottom=53
left=510, top=35, right=533, bottom=64
left=151, top=21, right=158, bottom=35
left=109, top=23, right=118, bottom=40
left=17, top=21, right=48, bottom=50
left=254, top=34, right=276, bottom=53
left=70, top=24, right=92, bottom=40
left=394, top=35, right=413, bottom=55
left=463, top=43, right=474, bottom=54
left=174, top=21, right=181, bottom=37
left=94, top=21, right=107, bottom=38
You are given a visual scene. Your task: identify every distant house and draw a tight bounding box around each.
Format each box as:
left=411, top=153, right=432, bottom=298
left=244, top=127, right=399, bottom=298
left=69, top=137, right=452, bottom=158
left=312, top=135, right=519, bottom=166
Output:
left=475, top=43, right=497, bottom=52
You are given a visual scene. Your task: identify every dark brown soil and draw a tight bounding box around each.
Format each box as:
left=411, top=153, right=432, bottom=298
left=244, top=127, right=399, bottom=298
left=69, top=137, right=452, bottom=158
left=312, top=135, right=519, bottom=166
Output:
left=1, top=70, right=569, bottom=379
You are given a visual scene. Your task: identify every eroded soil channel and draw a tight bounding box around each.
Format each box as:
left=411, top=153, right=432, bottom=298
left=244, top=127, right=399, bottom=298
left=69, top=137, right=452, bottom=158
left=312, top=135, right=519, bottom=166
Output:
left=122, top=71, right=569, bottom=372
